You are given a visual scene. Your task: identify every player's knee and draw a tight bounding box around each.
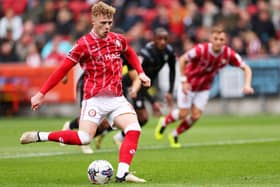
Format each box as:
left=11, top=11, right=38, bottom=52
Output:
left=179, top=109, right=189, bottom=119
left=191, top=113, right=201, bottom=121
left=78, top=131, right=92, bottom=145
left=124, top=122, right=141, bottom=134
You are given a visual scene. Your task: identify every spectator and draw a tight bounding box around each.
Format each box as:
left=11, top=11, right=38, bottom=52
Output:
left=70, top=12, right=91, bottom=40
left=0, top=8, right=23, bottom=41
left=38, top=0, right=57, bottom=24
left=251, top=10, right=277, bottom=48
left=22, top=0, right=42, bottom=23
left=244, top=31, right=264, bottom=59
left=0, top=39, right=20, bottom=63
left=151, top=4, right=170, bottom=31
left=55, top=7, right=74, bottom=36
left=230, top=36, right=247, bottom=56
left=120, top=2, right=143, bottom=32
left=41, top=34, right=72, bottom=59
left=15, top=32, right=33, bottom=61
left=26, top=42, right=41, bottom=67
left=268, top=38, right=280, bottom=57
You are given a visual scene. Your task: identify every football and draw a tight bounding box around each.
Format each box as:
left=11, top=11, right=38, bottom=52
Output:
left=87, top=160, right=114, bottom=184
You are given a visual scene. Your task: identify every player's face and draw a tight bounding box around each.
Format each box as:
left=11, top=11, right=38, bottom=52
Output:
left=154, top=34, right=168, bottom=50
left=210, top=32, right=227, bottom=53
left=92, top=15, right=113, bottom=38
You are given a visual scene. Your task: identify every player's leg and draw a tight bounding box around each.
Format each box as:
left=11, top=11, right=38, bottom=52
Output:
left=61, top=116, right=94, bottom=153
left=168, top=107, right=201, bottom=148
left=109, top=96, right=145, bottom=183
left=20, top=120, right=97, bottom=145
left=94, top=119, right=113, bottom=149
left=113, top=113, right=146, bottom=183
left=168, top=90, right=210, bottom=148
left=113, top=95, right=148, bottom=147
left=155, top=85, right=192, bottom=140
left=62, top=117, right=79, bottom=130
left=20, top=97, right=102, bottom=145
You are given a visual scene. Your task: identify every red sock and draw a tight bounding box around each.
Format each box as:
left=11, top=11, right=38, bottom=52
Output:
left=48, top=130, right=82, bottom=145
left=176, top=120, right=191, bottom=135
left=119, top=130, right=140, bottom=165
left=164, top=113, right=175, bottom=126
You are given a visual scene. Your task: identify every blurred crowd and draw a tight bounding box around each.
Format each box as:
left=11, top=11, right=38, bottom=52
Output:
left=0, top=0, right=280, bottom=66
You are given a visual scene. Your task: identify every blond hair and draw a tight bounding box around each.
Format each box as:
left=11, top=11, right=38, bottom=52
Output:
left=91, top=1, right=116, bottom=18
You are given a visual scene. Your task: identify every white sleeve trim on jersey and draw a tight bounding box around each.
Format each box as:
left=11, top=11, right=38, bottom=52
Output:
left=235, top=53, right=245, bottom=67
left=66, top=56, right=79, bottom=63
left=186, top=48, right=196, bottom=60
left=138, top=55, right=144, bottom=64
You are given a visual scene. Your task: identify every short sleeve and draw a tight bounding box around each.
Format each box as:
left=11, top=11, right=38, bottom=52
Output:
left=67, top=39, right=86, bottom=63
left=117, top=34, right=128, bottom=51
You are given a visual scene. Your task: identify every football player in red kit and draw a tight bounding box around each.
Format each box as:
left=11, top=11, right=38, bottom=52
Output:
left=155, top=25, right=254, bottom=148
left=20, top=1, right=150, bottom=183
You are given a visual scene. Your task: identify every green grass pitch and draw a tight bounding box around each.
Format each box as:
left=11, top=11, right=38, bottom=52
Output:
left=0, top=115, right=279, bottom=187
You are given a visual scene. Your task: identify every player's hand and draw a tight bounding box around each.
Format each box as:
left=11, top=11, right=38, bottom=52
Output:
left=139, top=73, right=151, bottom=87
left=242, top=86, right=254, bottom=95
left=61, top=75, right=68, bottom=84
left=182, top=82, right=191, bottom=95
left=152, top=102, right=162, bottom=117
left=165, top=93, right=174, bottom=109
left=30, top=92, right=45, bottom=111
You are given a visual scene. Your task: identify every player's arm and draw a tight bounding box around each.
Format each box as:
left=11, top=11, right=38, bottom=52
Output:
left=166, top=53, right=176, bottom=109
left=31, top=58, right=76, bottom=110
left=178, top=54, right=191, bottom=94
left=123, top=46, right=151, bottom=87
left=240, top=63, right=254, bottom=94
left=230, top=51, right=254, bottom=95
left=127, top=69, right=141, bottom=98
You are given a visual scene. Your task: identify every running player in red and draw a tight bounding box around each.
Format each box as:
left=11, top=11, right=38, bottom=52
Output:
left=154, top=25, right=254, bottom=148
left=20, top=1, right=150, bottom=183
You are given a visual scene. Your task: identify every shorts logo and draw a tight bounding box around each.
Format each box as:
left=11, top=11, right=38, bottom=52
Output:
left=88, top=109, right=96, bottom=117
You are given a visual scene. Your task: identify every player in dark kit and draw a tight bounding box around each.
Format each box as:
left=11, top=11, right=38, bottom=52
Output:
left=112, top=27, right=176, bottom=147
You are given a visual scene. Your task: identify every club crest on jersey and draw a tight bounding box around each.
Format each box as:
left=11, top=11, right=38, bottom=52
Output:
left=221, top=59, right=227, bottom=64
left=88, top=109, right=96, bottom=117
left=115, top=39, right=121, bottom=48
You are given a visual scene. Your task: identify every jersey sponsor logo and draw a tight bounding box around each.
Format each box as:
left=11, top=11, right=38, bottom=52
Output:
left=94, top=52, right=121, bottom=63
left=104, top=53, right=121, bottom=60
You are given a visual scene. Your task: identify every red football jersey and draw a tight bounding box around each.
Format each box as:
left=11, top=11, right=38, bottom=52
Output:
left=67, top=32, right=128, bottom=99
left=184, top=43, right=244, bottom=91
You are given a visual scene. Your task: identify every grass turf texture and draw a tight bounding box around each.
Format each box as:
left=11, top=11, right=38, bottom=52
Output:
left=0, top=115, right=279, bottom=186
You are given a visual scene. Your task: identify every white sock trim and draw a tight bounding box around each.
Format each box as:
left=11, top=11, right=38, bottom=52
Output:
left=77, top=131, right=91, bottom=145
left=38, top=132, right=49, bottom=141
left=116, top=162, right=129, bottom=178
left=171, top=109, right=179, bottom=120
left=124, top=122, right=141, bottom=134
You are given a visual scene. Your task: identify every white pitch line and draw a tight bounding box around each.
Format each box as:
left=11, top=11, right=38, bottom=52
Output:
left=1, top=138, right=280, bottom=159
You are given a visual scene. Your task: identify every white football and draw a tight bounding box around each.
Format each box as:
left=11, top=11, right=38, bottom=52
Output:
left=87, top=160, right=114, bottom=184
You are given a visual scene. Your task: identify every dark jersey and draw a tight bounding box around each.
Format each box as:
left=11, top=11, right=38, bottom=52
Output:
left=139, top=42, right=176, bottom=93
left=123, top=42, right=176, bottom=108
